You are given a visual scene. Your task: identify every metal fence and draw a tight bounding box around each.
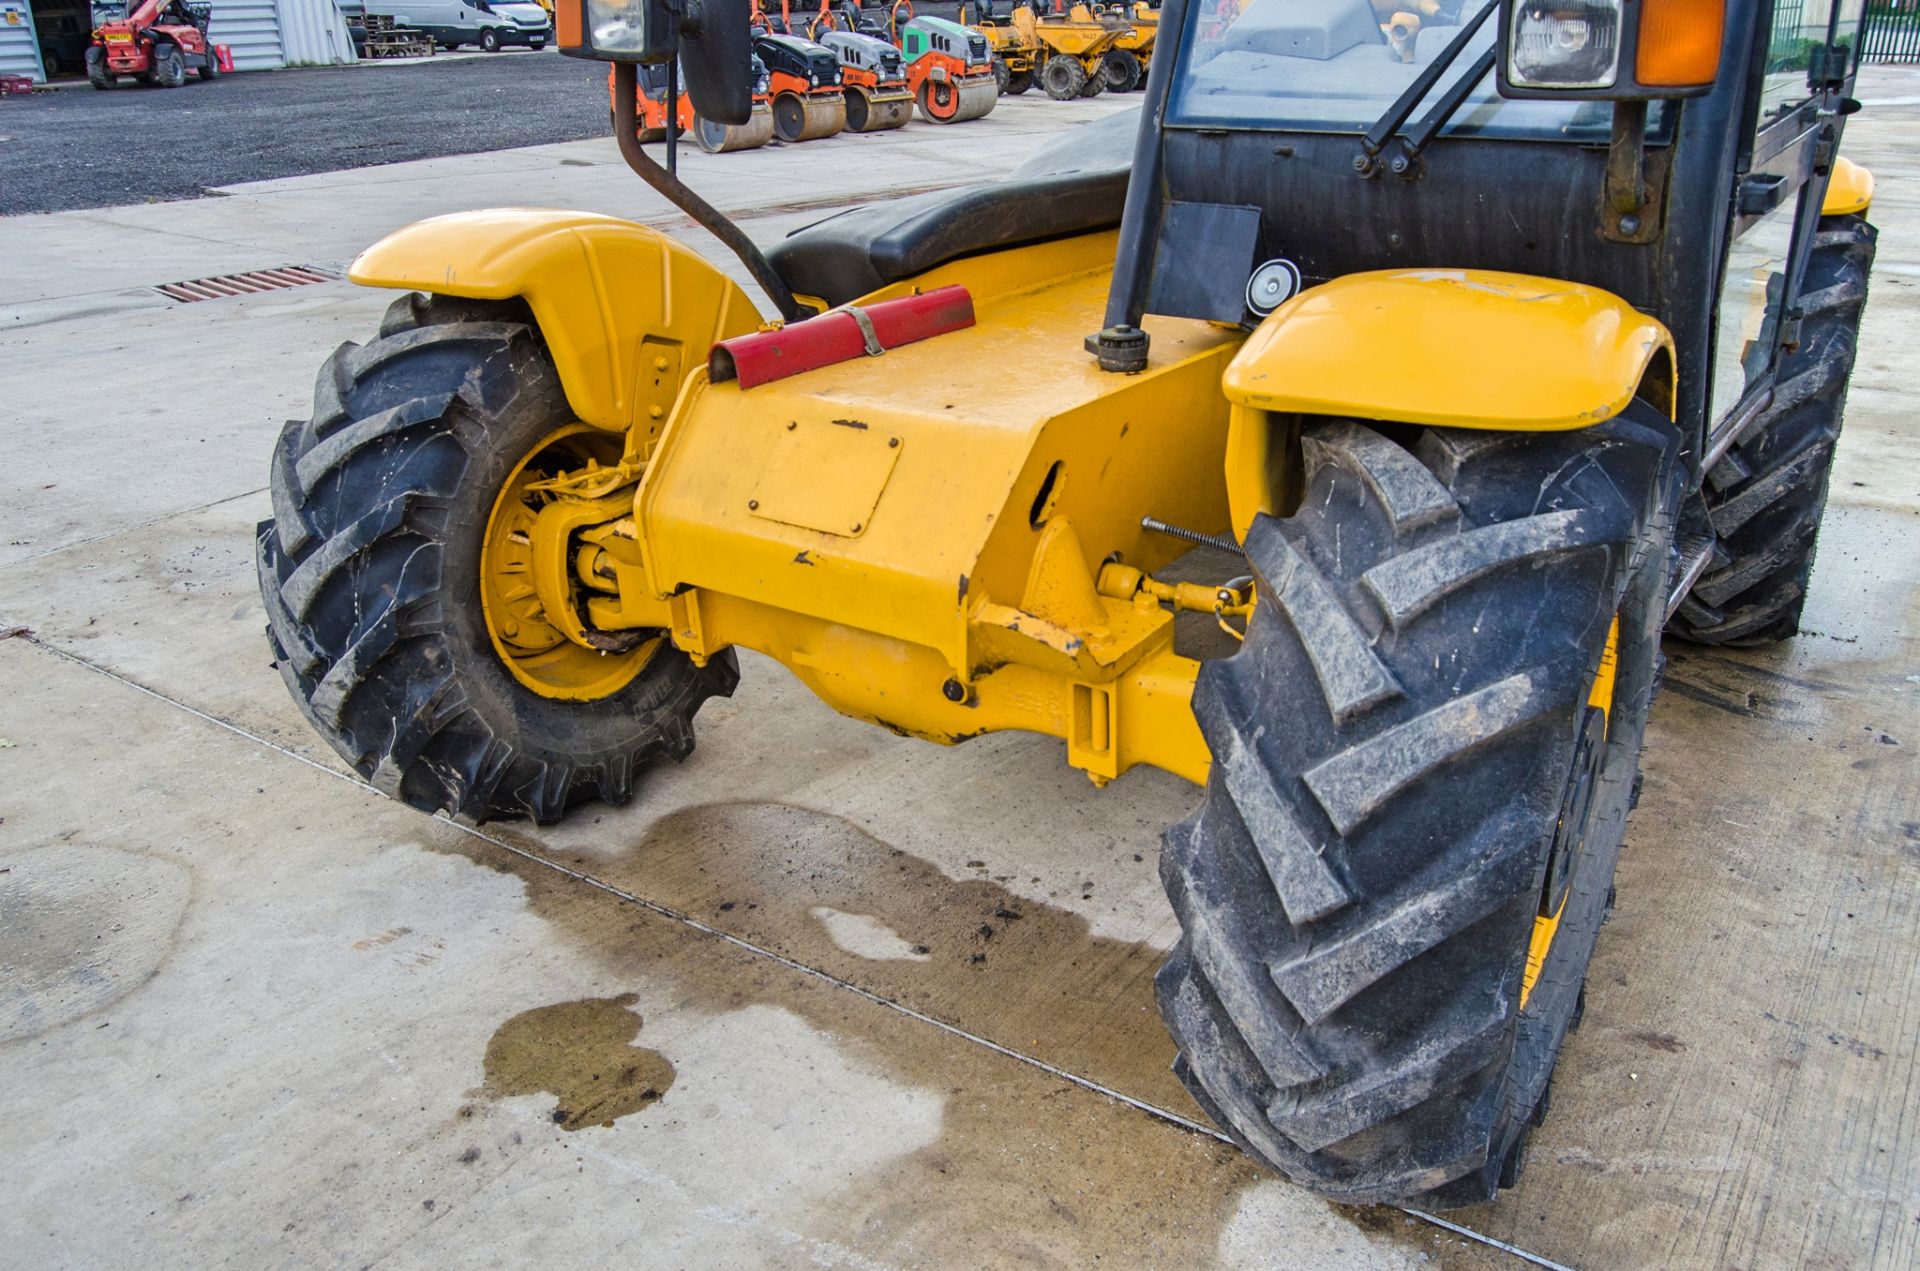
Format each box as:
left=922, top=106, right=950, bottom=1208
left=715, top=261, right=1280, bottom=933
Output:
left=1863, top=2, right=1920, bottom=62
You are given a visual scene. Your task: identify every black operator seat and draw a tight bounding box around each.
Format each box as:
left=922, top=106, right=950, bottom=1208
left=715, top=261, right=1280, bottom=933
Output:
left=765, top=107, right=1140, bottom=308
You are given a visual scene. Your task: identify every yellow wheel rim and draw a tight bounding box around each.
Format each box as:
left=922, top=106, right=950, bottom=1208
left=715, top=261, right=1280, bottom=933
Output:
left=1521, top=616, right=1619, bottom=1008
left=479, top=424, right=659, bottom=701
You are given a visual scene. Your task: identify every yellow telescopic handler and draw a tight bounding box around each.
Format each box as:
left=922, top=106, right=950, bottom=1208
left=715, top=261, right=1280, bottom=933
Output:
left=258, top=0, right=1876, bottom=1206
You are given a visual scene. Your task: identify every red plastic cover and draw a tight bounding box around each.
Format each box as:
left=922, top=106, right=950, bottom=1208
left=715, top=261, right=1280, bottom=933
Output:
left=710, top=285, right=975, bottom=390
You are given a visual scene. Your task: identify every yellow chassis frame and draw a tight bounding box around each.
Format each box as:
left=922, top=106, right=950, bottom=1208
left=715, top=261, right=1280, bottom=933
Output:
left=350, top=208, right=1677, bottom=790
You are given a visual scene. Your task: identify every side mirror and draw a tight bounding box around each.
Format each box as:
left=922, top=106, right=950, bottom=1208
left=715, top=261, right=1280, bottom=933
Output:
left=558, top=0, right=753, bottom=124
left=681, top=0, right=755, bottom=124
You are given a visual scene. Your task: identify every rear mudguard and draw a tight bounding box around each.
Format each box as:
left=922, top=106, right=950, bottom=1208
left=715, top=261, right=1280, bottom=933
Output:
left=1219, top=267, right=1675, bottom=537
left=347, top=209, right=764, bottom=433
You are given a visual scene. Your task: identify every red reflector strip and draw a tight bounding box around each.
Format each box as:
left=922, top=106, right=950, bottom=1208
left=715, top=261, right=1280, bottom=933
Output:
left=156, top=265, right=335, bottom=303
left=710, top=285, right=976, bottom=390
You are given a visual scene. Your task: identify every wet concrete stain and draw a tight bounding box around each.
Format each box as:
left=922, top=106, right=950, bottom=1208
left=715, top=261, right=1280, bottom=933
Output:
left=0, top=843, right=193, bottom=1043
left=476, top=993, right=675, bottom=1131
left=1661, top=650, right=1809, bottom=721
left=619, top=801, right=1195, bottom=1114
left=422, top=805, right=1496, bottom=1266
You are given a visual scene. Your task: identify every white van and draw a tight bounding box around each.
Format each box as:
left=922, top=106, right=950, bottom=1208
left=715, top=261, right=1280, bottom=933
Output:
left=367, top=0, right=552, bottom=51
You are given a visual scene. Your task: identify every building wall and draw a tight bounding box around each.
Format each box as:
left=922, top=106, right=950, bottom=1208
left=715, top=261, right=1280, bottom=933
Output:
left=0, top=0, right=46, bottom=83
left=277, top=0, right=356, bottom=64
left=207, top=0, right=286, bottom=68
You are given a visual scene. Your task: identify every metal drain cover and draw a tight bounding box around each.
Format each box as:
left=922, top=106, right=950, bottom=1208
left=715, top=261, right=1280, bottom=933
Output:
left=155, top=266, right=336, bottom=303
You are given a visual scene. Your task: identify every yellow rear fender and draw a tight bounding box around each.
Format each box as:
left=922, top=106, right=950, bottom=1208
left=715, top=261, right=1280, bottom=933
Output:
left=1218, top=268, right=1674, bottom=538
left=349, top=209, right=765, bottom=435
left=1823, top=156, right=1874, bottom=217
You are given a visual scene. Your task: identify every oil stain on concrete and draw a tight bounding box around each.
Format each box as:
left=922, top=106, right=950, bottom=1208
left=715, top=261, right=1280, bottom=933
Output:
left=476, top=993, right=675, bottom=1131
left=439, top=806, right=1499, bottom=1266
left=506, top=801, right=1198, bottom=1117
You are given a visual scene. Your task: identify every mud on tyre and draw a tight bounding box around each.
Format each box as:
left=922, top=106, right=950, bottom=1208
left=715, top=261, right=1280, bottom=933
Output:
left=256, top=293, right=737, bottom=824
left=1158, top=409, right=1681, bottom=1206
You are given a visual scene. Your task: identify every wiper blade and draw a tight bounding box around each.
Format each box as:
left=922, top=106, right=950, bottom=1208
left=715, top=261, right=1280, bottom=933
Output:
left=1357, top=0, right=1497, bottom=166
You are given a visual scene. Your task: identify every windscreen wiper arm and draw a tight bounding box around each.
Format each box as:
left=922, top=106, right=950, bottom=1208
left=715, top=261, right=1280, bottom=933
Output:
left=1356, top=0, right=1497, bottom=172
left=1397, top=46, right=1498, bottom=161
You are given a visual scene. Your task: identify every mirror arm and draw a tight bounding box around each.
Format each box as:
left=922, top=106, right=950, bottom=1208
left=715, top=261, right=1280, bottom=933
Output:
left=1604, top=98, right=1649, bottom=215
left=611, top=62, right=807, bottom=322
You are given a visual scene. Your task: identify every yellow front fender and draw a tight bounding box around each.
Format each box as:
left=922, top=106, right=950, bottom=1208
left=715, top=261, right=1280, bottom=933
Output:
left=1223, top=268, right=1674, bottom=431
left=349, top=209, right=764, bottom=434
left=1823, top=156, right=1874, bottom=217
left=1217, top=267, right=1673, bottom=538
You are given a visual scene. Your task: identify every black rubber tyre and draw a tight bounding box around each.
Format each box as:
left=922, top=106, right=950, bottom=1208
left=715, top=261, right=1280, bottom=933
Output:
left=154, top=43, right=186, bottom=87
left=86, top=46, right=115, bottom=89
left=1039, top=53, right=1084, bottom=99
left=1076, top=60, right=1104, bottom=95
left=480, top=27, right=501, bottom=51
left=197, top=46, right=219, bottom=79
left=991, top=54, right=1010, bottom=94
left=1004, top=67, right=1032, bottom=95
left=1671, top=213, right=1876, bottom=646
left=255, top=293, right=738, bottom=825
left=1158, top=410, right=1682, bottom=1207
left=1101, top=47, right=1139, bottom=91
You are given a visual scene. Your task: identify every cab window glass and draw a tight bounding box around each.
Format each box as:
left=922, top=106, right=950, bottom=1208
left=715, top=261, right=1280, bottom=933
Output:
left=1829, top=0, right=1866, bottom=72
left=1757, top=0, right=1837, bottom=127
left=1708, top=200, right=1796, bottom=427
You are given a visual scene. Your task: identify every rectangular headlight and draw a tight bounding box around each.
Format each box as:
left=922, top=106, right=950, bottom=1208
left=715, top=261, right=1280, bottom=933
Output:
left=587, top=0, right=652, bottom=53
left=557, top=0, right=674, bottom=61
left=1507, top=0, right=1622, bottom=89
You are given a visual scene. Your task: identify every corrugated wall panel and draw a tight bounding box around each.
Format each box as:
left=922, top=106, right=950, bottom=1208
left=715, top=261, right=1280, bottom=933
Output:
left=0, top=0, right=46, bottom=82
left=277, top=0, right=356, bottom=64
left=208, top=0, right=284, bottom=69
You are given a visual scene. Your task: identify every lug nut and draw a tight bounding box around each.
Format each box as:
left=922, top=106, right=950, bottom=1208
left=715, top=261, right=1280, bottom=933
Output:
left=942, top=677, right=967, bottom=703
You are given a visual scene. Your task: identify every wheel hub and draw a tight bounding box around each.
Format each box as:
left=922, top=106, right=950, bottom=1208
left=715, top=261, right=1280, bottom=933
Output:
left=1521, top=616, right=1619, bottom=1007
left=480, top=424, right=660, bottom=701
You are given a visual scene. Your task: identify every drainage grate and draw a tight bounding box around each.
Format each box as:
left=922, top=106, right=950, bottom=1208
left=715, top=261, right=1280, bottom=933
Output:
left=155, top=265, right=337, bottom=303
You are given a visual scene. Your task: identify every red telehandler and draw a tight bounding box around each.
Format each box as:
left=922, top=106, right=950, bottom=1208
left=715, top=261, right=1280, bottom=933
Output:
left=87, top=0, right=226, bottom=89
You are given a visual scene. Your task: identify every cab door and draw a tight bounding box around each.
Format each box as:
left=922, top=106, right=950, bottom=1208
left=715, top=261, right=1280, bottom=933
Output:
left=1703, top=0, right=1867, bottom=455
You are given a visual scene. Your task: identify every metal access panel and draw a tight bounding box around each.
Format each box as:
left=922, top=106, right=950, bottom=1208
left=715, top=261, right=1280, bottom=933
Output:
left=1146, top=202, right=1264, bottom=325
left=0, top=0, right=45, bottom=84
left=208, top=0, right=284, bottom=70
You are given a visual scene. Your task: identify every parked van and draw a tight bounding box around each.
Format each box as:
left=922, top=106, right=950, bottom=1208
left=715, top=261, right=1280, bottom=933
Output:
left=365, top=0, right=551, bottom=51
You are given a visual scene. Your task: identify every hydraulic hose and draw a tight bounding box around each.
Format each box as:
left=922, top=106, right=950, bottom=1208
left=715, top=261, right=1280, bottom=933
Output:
left=611, top=61, right=807, bottom=322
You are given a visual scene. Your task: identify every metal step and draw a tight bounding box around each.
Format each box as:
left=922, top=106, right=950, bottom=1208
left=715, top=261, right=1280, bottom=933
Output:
left=1666, top=531, right=1716, bottom=621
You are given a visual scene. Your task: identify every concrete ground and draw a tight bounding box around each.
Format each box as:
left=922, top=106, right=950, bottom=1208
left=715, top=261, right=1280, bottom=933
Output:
left=1, top=74, right=1916, bottom=1270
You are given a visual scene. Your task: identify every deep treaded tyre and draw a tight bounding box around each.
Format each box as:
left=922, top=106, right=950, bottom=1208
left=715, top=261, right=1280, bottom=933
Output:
left=1101, top=48, right=1140, bottom=92
left=86, top=47, right=115, bottom=89
left=1671, top=213, right=1876, bottom=645
left=256, top=293, right=737, bottom=824
left=1158, top=409, right=1680, bottom=1207
left=1040, top=54, right=1085, bottom=100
